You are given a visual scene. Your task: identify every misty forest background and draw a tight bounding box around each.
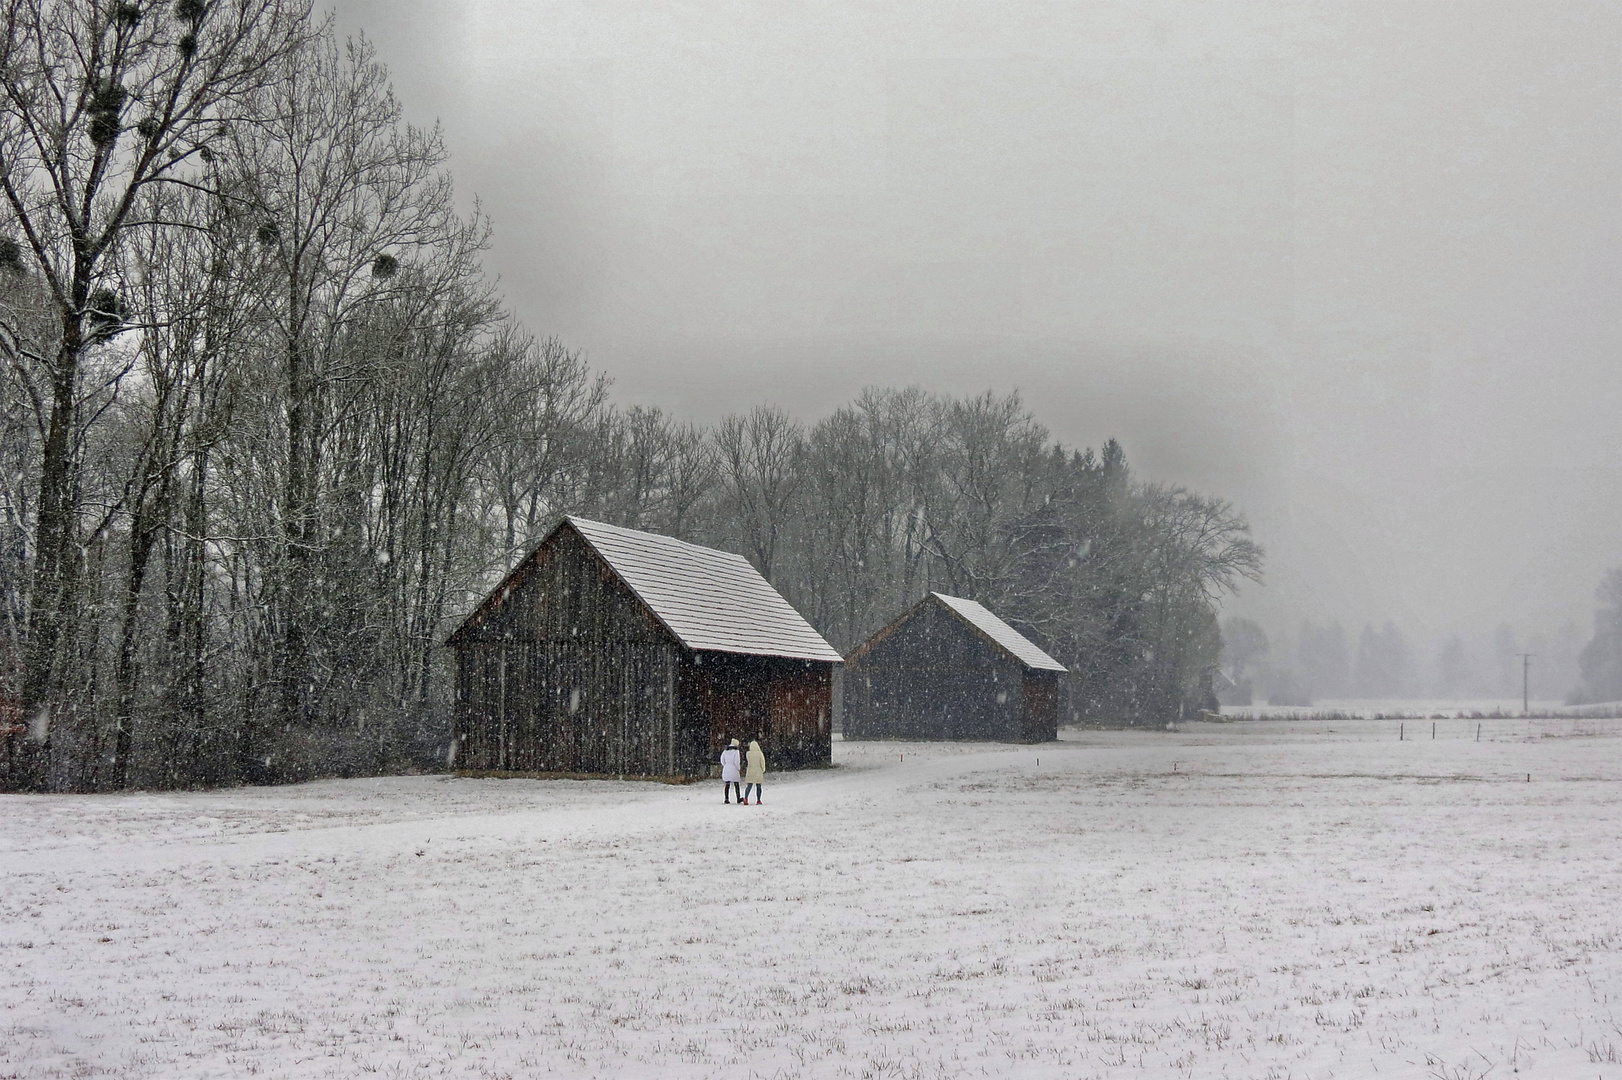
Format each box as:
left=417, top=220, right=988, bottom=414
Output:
left=1, top=3, right=1615, bottom=792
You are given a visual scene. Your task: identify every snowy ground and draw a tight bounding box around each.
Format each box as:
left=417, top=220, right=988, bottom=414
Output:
left=1218, top=699, right=1572, bottom=719
left=4, top=718, right=1620, bottom=1080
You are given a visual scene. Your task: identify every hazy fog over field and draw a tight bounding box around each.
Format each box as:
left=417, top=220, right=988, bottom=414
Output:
left=332, top=0, right=1622, bottom=691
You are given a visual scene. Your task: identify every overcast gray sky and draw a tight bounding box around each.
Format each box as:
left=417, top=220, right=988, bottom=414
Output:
left=332, top=0, right=1621, bottom=665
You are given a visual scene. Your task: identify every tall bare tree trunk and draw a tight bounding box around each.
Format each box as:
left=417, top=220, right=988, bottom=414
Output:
left=278, top=324, right=310, bottom=735
left=111, top=517, right=158, bottom=789
left=15, top=305, right=86, bottom=790
left=181, top=451, right=209, bottom=779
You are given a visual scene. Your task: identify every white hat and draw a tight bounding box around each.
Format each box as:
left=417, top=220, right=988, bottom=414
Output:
left=729, top=738, right=740, bottom=748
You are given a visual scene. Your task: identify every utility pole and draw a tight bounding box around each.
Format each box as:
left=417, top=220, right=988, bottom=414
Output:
left=1518, top=653, right=1534, bottom=717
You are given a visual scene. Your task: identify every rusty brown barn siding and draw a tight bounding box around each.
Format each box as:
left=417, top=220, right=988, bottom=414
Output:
left=680, top=653, right=832, bottom=770
left=1020, top=670, right=1060, bottom=743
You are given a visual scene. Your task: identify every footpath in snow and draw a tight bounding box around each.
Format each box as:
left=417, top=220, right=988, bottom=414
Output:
left=3, top=718, right=1620, bottom=1079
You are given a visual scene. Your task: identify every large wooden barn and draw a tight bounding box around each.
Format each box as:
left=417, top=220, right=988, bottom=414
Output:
left=842, top=592, right=1066, bottom=743
left=446, top=517, right=842, bottom=779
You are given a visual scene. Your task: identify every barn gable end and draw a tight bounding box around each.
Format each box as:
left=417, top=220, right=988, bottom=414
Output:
left=843, top=593, right=1065, bottom=743
left=451, top=523, right=686, bottom=775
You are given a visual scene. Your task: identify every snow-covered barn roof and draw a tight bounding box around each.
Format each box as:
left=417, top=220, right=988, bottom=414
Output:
left=570, top=518, right=842, bottom=662
left=450, top=517, right=842, bottom=663
left=926, top=593, right=1068, bottom=672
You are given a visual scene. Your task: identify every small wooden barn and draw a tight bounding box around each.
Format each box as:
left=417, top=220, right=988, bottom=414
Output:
left=446, top=516, right=842, bottom=778
left=842, top=592, right=1066, bottom=743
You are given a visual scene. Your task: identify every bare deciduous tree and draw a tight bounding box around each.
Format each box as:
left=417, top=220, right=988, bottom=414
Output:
left=0, top=0, right=311, bottom=788
left=716, top=405, right=803, bottom=585
left=482, top=334, right=607, bottom=559
left=226, top=30, right=459, bottom=734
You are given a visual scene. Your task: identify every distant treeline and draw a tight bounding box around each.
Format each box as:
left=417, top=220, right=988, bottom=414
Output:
left=0, top=4, right=1260, bottom=791
left=1222, top=576, right=1620, bottom=708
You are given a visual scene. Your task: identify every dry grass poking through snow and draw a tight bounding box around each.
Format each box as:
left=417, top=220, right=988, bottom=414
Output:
left=3, top=718, right=1620, bottom=1079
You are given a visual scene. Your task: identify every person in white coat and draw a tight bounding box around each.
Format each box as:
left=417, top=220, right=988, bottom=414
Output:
left=720, top=739, right=743, bottom=804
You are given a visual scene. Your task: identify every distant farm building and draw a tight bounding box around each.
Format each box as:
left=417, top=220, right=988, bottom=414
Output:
left=446, top=517, right=842, bottom=778
left=842, top=593, right=1066, bottom=743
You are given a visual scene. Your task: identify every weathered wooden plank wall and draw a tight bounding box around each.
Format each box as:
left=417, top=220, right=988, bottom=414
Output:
left=453, top=527, right=685, bottom=775
left=1020, top=671, right=1060, bottom=742
left=680, top=654, right=832, bottom=772
left=767, top=660, right=833, bottom=768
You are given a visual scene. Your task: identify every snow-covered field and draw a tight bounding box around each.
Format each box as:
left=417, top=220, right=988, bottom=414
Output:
left=4, top=719, right=1620, bottom=1080
left=1224, top=700, right=1622, bottom=722
left=1219, top=699, right=1570, bottom=719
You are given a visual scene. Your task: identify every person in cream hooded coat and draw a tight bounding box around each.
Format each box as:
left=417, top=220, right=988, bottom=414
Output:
left=743, top=740, right=766, bottom=805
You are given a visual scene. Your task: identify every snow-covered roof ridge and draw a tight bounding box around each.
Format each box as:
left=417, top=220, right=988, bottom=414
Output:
left=567, top=516, right=843, bottom=663
left=929, top=593, right=1067, bottom=672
